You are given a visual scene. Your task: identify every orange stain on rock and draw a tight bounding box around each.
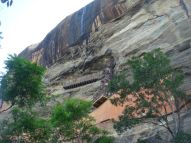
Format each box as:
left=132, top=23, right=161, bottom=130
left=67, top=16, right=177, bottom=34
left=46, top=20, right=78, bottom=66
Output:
left=91, top=92, right=179, bottom=124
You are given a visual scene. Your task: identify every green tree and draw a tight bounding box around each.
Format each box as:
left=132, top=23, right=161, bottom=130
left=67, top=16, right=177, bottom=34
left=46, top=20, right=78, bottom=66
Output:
left=94, top=136, right=114, bottom=143
left=0, top=31, right=2, bottom=39
left=0, top=108, right=51, bottom=143
left=174, top=132, right=191, bottom=143
left=0, top=55, right=45, bottom=111
left=108, top=49, right=188, bottom=141
left=51, top=98, right=105, bottom=143
left=0, top=0, right=13, bottom=48
left=0, top=31, right=2, bottom=49
left=0, top=55, right=52, bottom=143
left=1, top=0, right=13, bottom=7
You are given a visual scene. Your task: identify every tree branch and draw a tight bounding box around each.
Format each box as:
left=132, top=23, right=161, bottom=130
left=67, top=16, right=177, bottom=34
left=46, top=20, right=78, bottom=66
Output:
left=0, top=103, right=14, bottom=113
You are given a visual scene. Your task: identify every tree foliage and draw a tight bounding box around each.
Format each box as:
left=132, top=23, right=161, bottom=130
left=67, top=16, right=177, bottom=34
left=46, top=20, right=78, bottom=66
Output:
left=1, top=0, right=13, bottom=7
left=0, top=108, right=51, bottom=143
left=0, top=55, right=45, bottom=109
left=174, top=132, right=191, bottom=143
left=94, top=136, right=114, bottom=143
left=109, top=49, right=188, bottom=140
left=0, top=98, right=107, bottom=143
left=0, top=54, right=111, bottom=142
left=0, top=31, right=2, bottom=39
left=0, top=55, right=48, bottom=142
left=51, top=98, right=105, bottom=143
left=0, top=0, right=13, bottom=48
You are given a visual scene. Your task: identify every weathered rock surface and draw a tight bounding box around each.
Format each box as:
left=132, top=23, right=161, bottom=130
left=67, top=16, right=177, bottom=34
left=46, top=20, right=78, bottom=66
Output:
left=114, top=108, right=191, bottom=143
left=19, top=0, right=191, bottom=96
left=20, top=0, right=140, bottom=67
left=19, top=0, right=191, bottom=142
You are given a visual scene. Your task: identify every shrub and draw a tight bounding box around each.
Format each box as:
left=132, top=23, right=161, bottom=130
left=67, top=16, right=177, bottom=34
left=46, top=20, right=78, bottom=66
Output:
left=174, top=132, right=191, bottom=143
left=94, top=136, right=114, bottom=143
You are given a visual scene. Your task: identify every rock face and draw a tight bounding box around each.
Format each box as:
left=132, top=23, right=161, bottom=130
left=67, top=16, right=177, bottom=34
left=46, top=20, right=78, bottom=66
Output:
left=19, top=0, right=191, bottom=142
left=20, top=0, right=191, bottom=98
left=20, top=0, right=133, bottom=67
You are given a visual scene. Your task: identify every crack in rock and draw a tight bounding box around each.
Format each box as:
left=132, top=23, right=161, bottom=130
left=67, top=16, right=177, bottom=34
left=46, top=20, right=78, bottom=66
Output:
left=180, top=0, right=190, bottom=17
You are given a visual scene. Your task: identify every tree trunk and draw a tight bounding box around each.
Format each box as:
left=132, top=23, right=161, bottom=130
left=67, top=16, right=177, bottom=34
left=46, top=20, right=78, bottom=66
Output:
left=166, top=96, right=178, bottom=137
left=0, top=103, right=14, bottom=113
left=77, top=136, right=82, bottom=143
left=175, top=99, right=183, bottom=134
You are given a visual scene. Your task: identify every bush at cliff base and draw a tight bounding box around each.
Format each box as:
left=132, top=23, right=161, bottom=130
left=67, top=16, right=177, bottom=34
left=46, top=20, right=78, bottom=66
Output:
left=94, top=136, right=114, bottom=143
left=174, top=132, right=191, bottom=143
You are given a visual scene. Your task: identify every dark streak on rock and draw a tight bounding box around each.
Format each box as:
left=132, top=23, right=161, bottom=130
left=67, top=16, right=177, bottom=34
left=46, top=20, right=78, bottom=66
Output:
left=180, top=0, right=189, bottom=17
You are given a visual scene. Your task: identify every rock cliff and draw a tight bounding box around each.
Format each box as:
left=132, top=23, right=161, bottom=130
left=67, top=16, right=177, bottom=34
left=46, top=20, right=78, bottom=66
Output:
left=18, top=0, right=191, bottom=142
left=20, top=0, right=191, bottom=99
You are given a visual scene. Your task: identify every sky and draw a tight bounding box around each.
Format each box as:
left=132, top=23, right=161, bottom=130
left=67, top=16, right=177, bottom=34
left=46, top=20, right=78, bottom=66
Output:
left=0, top=0, right=93, bottom=73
